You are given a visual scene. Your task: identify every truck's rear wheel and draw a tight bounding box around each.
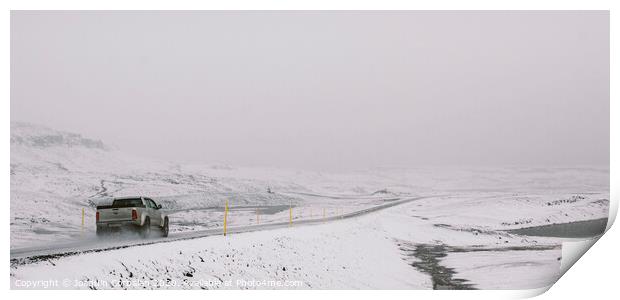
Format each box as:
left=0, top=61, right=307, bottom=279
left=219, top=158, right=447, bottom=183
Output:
left=96, top=226, right=106, bottom=237
left=141, top=218, right=151, bottom=238
left=162, top=217, right=169, bottom=237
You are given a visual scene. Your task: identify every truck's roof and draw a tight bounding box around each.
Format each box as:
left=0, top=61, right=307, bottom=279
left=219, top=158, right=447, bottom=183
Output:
left=97, top=197, right=145, bottom=209
left=113, top=196, right=143, bottom=200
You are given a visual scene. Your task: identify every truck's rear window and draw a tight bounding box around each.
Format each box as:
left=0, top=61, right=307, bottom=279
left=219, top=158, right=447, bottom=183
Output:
left=112, top=198, right=144, bottom=208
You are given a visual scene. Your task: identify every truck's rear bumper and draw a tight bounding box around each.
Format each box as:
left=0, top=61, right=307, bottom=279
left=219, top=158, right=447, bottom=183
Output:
left=96, top=220, right=141, bottom=230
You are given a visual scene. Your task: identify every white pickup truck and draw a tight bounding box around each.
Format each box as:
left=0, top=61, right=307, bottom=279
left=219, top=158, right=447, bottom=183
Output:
left=96, top=196, right=169, bottom=237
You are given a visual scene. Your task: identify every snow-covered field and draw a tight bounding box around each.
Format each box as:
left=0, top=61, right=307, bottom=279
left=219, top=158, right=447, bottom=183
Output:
left=10, top=122, right=610, bottom=289
left=11, top=198, right=567, bottom=290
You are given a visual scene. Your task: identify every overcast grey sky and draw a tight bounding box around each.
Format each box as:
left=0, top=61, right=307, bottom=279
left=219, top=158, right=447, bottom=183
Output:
left=11, top=11, right=609, bottom=170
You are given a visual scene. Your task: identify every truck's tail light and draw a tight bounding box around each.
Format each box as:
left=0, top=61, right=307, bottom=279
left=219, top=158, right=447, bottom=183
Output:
left=131, top=209, right=138, bottom=221
left=96, top=211, right=99, bottom=222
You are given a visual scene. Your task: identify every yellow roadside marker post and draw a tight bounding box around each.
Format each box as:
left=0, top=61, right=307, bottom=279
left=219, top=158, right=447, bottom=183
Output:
left=289, top=202, right=292, bottom=227
left=223, top=200, right=229, bottom=236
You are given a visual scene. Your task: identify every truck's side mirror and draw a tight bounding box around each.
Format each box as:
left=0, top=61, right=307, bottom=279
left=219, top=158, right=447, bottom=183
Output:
left=157, top=204, right=162, bottom=209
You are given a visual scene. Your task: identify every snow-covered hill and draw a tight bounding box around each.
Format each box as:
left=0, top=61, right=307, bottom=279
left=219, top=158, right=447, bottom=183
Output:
left=9, top=122, right=611, bottom=290
left=10, top=122, right=610, bottom=253
left=11, top=121, right=107, bottom=149
left=9, top=122, right=303, bottom=247
left=9, top=122, right=395, bottom=248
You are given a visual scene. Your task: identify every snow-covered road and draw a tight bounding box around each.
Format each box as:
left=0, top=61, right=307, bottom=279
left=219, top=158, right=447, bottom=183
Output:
left=11, top=196, right=568, bottom=290
left=11, top=196, right=427, bottom=265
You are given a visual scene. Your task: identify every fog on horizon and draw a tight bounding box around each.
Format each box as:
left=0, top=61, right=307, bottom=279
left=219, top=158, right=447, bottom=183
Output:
left=10, top=11, right=610, bottom=171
